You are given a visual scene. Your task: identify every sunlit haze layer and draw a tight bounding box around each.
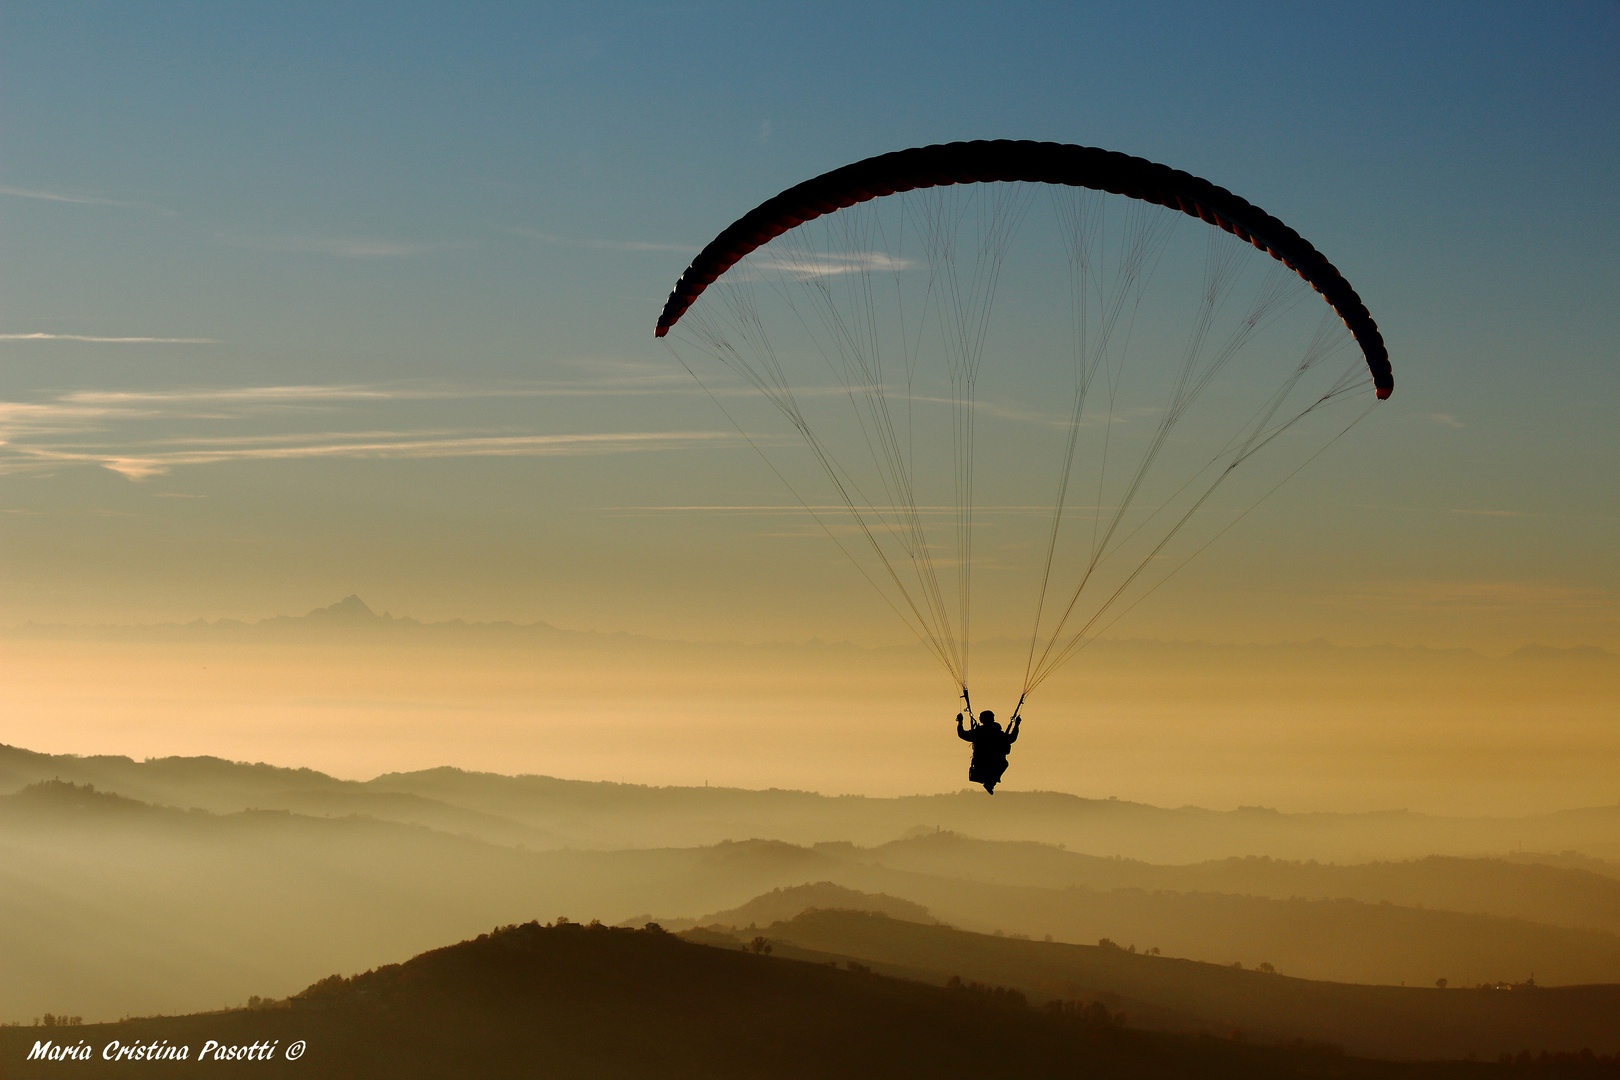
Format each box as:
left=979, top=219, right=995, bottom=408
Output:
left=2, top=4, right=1615, bottom=818
left=4, top=604, right=1615, bottom=816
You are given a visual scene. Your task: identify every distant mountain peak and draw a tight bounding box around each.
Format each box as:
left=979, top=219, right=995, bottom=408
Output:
left=305, top=594, right=383, bottom=622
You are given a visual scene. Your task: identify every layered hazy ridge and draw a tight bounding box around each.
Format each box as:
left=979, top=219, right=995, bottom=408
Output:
left=5, top=596, right=1617, bottom=814
left=5, top=743, right=1619, bottom=1030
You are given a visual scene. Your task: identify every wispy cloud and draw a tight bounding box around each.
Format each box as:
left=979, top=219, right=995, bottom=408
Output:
left=598, top=504, right=1089, bottom=517
left=1429, top=413, right=1465, bottom=428
left=507, top=227, right=697, bottom=253
left=0, top=185, right=177, bottom=215
left=0, top=333, right=219, bottom=344
left=0, top=398, right=145, bottom=435
left=21, top=431, right=736, bottom=480
left=62, top=385, right=449, bottom=406
left=0, top=185, right=128, bottom=206
left=1353, top=502, right=1533, bottom=519
left=59, top=378, right=692, bottom=408
left=1335, top=580, right=1613, bottom=614
left=0, top=379, right=739, bottom=479
left=749, top=251, right=918, bottom=280
left=909, top=393, right=1096, bottom=427
left=217, top=235, right=474, bottom=258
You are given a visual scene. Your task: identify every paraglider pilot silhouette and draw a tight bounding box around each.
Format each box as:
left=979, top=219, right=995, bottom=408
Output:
left=957, top=706, right=1020, bottom=794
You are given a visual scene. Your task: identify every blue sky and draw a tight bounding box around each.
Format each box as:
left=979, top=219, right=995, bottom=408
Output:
left=1, top=1, right=1615, bottom=651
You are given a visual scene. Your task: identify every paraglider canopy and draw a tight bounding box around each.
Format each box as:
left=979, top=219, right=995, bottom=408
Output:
left=655, top=140, right=1390, bottom=401
left=657, top=140, right=1391, bottom=710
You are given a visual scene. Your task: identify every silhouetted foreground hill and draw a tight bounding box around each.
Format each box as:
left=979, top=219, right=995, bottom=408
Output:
left=742, top=910, right=1620, bottom=1061
left=5, top=921, right=1597, bottom=1080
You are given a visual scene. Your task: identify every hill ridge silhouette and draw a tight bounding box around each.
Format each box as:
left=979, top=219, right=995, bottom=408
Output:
left=12, top=916, right=1596, bottom=1078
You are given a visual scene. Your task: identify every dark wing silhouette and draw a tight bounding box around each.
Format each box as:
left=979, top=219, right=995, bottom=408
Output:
left=654, top=140, right=1390, bottom=398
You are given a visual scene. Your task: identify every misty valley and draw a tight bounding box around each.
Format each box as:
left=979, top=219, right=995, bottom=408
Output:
left=4, top=743, right=1619, bottom=1075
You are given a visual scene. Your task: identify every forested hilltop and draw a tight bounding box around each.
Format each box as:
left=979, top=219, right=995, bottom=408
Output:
left=8, top=919, right=1616, bottom=1080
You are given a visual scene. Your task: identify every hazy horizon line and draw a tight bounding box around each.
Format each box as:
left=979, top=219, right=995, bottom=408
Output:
left=3, top=595, right=1614, bottom=661
left=7, top=740, right=1620, bottom=825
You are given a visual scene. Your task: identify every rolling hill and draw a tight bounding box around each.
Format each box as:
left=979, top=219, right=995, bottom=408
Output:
left=8, top=779, right=1620, bottom=1025
left=6, top=741, right=1620, bottom=862
left=744, top=909, right=1620, bottom=1060
left=2, top=919, right=1571, bottom=1079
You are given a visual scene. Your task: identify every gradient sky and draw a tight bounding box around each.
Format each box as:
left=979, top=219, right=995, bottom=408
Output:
left=2, top=1, right=1616, bottom=654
